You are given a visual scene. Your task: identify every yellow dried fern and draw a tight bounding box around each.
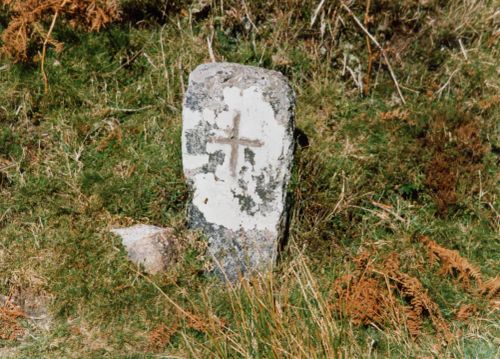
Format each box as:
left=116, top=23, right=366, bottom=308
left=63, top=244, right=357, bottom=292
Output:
left=421, top=236, right=483, bottom=288
left=1, top=0, right=120, bottom=91
left=1, top=0, right=120, bottom=62
left=0, top=302, right=25, bottom=340
left=394, top=271, right=452, bottom=342
left=332, top=251, right=453, bottom=341
left=480, top=276, right=500, bottom=298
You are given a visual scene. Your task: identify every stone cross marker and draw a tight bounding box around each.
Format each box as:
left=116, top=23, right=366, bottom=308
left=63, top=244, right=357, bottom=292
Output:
left=208, top=111, right=264, bottom=177
left=182, top=63, right=295, bottom=281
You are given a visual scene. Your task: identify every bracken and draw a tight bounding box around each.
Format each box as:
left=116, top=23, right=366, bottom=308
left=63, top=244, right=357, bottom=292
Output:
left=0, top=302, right=25, bottom=340
left=148, top=323, right=178, bottom=351
left=0, top=0, right=120, bottom=62
left=332, top=250, right=453, bottom=341
left=479, top=276, right=500, bottom=310
left=421, top=236, right=483, bottom=289
left=331, top=274, right=389, bottom=326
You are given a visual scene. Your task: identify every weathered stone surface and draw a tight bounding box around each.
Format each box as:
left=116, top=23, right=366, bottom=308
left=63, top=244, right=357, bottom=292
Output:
left=182, top=62, right=295, bottom=281
left=111, top=224, right=177, bottom=274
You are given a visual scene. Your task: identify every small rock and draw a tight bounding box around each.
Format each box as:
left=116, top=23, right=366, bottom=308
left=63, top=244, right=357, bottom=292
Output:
left=111, top=224, right=177, bottom=274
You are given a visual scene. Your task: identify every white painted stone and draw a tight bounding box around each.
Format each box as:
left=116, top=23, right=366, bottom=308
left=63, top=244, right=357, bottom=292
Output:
left=182, top=62, right=295, bottom=281
left=111, top=224, right=177, bottom=274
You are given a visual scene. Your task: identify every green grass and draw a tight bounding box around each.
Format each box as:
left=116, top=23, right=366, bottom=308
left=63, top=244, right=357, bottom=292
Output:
left=1, top=1, right=499, bottom=357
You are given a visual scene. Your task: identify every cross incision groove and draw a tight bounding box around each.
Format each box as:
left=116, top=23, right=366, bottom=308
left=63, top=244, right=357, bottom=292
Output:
left=209, top=111, right=263, bottom=176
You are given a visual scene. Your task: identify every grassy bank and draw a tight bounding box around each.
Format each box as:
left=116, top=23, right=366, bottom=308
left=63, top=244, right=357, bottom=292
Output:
left=0, top=1, right=498, bottom=357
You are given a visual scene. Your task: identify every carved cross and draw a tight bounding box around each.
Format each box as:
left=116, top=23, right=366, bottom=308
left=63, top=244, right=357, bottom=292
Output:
left=209, top=111, right=263, bottom=177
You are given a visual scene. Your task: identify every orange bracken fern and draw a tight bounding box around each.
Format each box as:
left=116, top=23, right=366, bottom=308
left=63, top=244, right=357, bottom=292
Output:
left=0, top=301, right=25, bottom=340
left=1, top=0, right=120, bottom=62
left=420, top=236, right=483, bottom=289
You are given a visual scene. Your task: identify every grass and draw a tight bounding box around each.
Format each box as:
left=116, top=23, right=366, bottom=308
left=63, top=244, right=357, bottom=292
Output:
left=0, top=0, right=499, bottom=357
